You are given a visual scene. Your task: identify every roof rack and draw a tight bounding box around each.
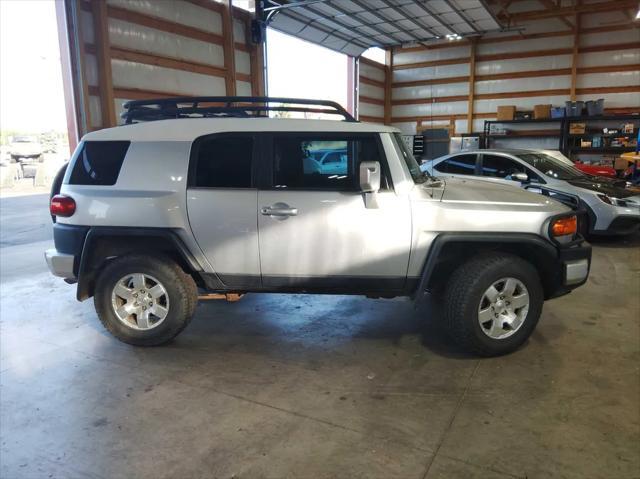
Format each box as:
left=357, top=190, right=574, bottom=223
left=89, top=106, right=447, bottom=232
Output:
left=121, top=96, right=357, bottom=124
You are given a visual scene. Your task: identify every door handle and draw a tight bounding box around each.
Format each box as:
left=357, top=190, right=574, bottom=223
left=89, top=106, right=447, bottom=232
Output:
left=261, top=205, right=298, bottom=217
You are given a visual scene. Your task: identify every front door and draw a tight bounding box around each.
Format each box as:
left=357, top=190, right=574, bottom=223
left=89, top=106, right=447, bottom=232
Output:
left=257, top=133, right=412, bottom=293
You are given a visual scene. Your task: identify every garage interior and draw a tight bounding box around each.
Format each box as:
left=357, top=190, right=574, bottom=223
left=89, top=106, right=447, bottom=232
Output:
left=1, top=0, right=639, bottom=478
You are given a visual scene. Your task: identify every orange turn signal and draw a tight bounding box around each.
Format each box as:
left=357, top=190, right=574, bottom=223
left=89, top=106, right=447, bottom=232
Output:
left=551, top=215, right=577, bottom=237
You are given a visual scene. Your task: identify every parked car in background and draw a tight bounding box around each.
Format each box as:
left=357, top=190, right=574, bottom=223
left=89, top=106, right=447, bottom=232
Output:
left=541, top=150, right=618, bottom=179
left=9, top=136, right=43, bottom=162
left=421, top=149, right=640, bottom=236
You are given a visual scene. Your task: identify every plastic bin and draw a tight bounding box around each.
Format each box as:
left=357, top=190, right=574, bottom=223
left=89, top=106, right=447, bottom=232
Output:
left=565, top=101, right=584, bottom=117
left=586, top=99, right=604, bottom=116
left=551, top=107, right=565, bottom=118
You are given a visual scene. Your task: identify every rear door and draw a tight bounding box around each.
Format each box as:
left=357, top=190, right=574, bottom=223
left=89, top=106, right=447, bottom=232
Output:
left=186, top=133, right=260, bottom=288
left=256, top=132, right=412, bottom=293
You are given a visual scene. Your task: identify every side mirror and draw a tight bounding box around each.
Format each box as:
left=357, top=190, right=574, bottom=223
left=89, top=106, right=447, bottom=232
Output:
left=512, top=172, right=529, bottom=182
left=359, top=161, right=381, bottom=192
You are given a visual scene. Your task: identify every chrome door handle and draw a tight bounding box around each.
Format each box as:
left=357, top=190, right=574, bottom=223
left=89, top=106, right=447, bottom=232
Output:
left=261, top=205, right=298, bottom=217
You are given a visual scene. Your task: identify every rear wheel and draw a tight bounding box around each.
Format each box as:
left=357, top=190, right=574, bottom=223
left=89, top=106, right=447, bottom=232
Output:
left=443, top=253, right=543, bottom=356
left=94, top=255, right=198, bottom=346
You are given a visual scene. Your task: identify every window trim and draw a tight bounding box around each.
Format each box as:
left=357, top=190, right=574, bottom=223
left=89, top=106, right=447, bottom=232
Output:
left=262, top=132, right=392, bottom=192
left=187, top=132, right=259, bottom=189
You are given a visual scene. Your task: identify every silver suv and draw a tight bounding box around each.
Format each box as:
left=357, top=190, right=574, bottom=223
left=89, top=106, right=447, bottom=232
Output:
left=45, top=97, right=591, bottom=356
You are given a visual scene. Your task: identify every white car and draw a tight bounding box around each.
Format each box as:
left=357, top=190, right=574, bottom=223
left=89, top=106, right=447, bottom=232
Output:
left=9, top=136, right=43, bottom=162
left=44, top=97, right=591, bottom=356
left=422, top=149, right=640, bottom=236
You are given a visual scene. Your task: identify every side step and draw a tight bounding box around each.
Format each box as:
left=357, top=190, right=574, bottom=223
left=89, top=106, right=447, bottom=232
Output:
left=198, top=293, right=244, bottom=302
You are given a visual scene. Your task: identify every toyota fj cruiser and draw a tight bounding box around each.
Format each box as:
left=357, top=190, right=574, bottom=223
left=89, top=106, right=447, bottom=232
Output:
left=45, top=97, right=591, bottom=356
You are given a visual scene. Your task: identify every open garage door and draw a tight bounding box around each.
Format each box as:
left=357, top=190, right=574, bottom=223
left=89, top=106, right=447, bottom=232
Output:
left=56, top=0, right=266, bottom=147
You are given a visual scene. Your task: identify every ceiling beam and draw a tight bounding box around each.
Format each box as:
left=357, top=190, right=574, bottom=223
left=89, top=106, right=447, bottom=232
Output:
left=504, top=0, right=638, bottom=21
left=538, top=0, right=574, bottom=30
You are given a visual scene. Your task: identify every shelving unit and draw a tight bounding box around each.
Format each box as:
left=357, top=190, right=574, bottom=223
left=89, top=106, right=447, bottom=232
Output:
left=483, top=115, right=639, bottom=162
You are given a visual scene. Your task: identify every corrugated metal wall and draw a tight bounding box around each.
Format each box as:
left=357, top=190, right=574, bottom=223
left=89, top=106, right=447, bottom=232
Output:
left=59, top=0, right=264, bottom=140
left=357, top=57, right=387, bottom=124
left=388, top=1, right=639, bottom=135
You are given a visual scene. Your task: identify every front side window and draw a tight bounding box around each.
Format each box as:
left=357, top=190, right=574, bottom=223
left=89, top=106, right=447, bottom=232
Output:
left=435, top=154, right=477, bottom=175
left=481, top=154, right=528, bottom=179
left=272, top=135, right=381, bottom=190
left=192, top=135, right=253, bottom=188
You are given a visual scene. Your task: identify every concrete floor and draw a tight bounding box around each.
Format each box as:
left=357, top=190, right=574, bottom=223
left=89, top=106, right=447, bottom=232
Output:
left=1, top=197, right=639, bottom=477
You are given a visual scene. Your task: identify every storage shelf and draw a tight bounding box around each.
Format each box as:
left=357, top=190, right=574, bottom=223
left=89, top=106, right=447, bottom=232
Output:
left=488, top=132, right=560, bottom=138
left=568, top=147, right=637, bottom=153
left=483, top=113, right=640, bottom=158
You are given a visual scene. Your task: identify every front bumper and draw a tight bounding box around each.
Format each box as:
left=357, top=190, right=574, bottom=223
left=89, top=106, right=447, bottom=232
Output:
left=44, top=249, right=76, bottom=278
left=593, top=215, right=640, bottom=236
left=547, top=241, right=592, bottom=298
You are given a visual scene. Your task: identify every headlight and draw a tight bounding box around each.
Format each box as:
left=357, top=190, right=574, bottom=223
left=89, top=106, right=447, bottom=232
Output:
left=598, top=194, right=631, bottom=207
left=551, top=215, right=577, bottom=237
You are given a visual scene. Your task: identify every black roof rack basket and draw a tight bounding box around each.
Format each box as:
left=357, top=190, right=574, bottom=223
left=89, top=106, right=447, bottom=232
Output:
left=121, top=96, right=357, bottom=124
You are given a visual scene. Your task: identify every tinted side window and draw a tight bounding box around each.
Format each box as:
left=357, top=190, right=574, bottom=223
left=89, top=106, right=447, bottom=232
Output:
left=481, top=155, right=526, bottom=179
left=435, top=154, right=477, bottom=175
left=193, top=136, right=253, bottom=188
left=272, top=135, right=381, bottom=190
left=482, top=155, right=542, bottom=182
left=69, top=141, right=130, bottom=185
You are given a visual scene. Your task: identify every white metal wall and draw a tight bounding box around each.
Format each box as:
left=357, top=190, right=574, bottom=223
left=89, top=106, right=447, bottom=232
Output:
left=67, top=0, right=260, bottom=132
left=358, top=59, right=386, bottom=123
left=390, top=2, right=640, bottom=135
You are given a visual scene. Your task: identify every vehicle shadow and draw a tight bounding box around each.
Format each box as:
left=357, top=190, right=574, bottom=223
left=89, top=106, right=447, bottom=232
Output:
left=588, top=231, right=640, bottom=249
left=184, top=292, right=480, bottom=361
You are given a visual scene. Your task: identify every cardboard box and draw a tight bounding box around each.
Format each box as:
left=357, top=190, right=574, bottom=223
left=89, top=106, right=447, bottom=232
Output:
left=569, top=122, right=586, bottom=134
left=533, top=104, right=551, bottom=119
left=497, top=105, right=516, bottom=121
left=614, top=157, right=631, bottom=170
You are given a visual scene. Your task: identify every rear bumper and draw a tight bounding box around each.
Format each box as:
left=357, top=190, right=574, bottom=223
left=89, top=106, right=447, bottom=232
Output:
left=44, top=223, right=89, bottom=279
left=44, top=249, right=75, bottom=278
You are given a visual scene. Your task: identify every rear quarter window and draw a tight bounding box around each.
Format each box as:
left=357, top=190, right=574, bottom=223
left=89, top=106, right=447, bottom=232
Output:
left=68, top=141, right=130, bottom=186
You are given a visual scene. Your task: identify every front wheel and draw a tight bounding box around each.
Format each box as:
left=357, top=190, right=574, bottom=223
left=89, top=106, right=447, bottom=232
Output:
left=443, top=253, right=544, bottom=356
left=94, top=255, right=198, bottom=346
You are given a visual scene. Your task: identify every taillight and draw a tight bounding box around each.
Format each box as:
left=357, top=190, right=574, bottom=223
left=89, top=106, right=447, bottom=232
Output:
left=50, top=195, right=76, bottom=217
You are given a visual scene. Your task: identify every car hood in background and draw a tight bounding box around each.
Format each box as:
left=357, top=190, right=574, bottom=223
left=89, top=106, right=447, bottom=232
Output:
left=565, top=178, right=637, bottom=199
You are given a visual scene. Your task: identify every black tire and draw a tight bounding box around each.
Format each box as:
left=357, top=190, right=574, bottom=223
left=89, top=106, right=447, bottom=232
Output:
left=94, top=254, right=198, bottom=346
left=49, top=163, right=68, bottom=223
left=442, top=253, right=544, bottom=357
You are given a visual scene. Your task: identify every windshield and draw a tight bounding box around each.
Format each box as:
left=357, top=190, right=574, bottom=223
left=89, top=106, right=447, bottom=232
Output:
left=516, top=153, right=586, bottom=180
left=391, top=133, right=428, bottom=184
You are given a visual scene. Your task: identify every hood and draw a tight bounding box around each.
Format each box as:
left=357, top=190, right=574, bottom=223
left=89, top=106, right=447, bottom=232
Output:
left=565, top=177, right=636, bottom=199
left=438, top=177, right=567, bottom=212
